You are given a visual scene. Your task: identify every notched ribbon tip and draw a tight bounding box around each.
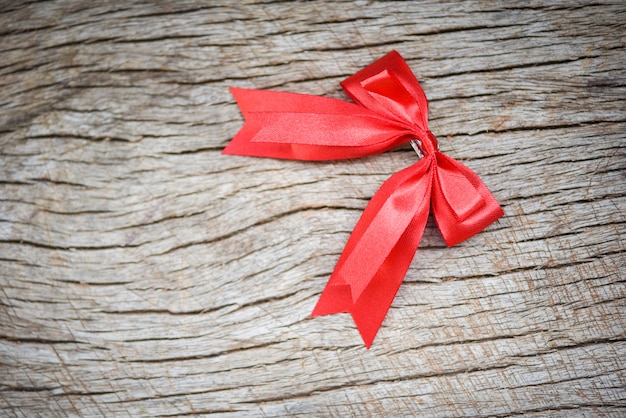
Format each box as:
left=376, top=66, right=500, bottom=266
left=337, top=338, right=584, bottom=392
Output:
left=225, top=50, right=503, bottom=348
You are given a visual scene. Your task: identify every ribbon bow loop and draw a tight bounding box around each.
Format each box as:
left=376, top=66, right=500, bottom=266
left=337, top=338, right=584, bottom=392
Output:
left=224, top=51, right=503, bottom=348
left=341, top=50, right=429, bottom=131
left=432, top=152, right=504, bottom=248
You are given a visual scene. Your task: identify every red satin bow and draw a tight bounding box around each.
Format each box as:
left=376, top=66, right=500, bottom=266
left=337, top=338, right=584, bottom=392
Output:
left=224, top=51, right=503, bottom=348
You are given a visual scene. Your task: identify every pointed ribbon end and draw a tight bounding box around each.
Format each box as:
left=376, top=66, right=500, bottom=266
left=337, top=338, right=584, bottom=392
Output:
left=311, top=284, right=353, bottom=317
left=309, top=283, right=383, bottom=349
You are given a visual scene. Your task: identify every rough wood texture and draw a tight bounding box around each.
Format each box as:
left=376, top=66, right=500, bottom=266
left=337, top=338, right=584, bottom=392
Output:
left=1, top=1, right=625, bottom=416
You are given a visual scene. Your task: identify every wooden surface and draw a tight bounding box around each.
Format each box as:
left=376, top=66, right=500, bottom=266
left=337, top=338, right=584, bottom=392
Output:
left=1, top=1, right=625, bottom=416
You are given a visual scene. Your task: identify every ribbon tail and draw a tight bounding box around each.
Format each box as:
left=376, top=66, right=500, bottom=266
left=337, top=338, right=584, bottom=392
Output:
left=432, top=152, right=504, bottom=247
left=224, top=87, right=411, bottom=160
left=312, top=157, right=433, bottom=348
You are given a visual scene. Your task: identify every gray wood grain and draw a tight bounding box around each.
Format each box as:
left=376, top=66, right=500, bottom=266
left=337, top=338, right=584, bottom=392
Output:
left=1, top=0, right=624, bottom=416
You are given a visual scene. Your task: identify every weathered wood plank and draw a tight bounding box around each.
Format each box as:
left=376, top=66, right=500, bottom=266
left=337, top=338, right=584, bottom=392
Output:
left=1, top=0, right=624, bottom=416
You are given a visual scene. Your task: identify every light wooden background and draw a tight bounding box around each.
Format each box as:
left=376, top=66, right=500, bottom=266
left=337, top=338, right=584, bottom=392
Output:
left=1, top=1, right=625, bottom=416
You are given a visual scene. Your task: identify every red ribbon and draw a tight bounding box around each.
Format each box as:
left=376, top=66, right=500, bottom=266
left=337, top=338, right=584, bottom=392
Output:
left=224, top=51, right=503, bottom=347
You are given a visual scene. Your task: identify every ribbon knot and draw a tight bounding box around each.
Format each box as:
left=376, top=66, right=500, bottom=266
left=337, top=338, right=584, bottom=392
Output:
left=224, top=51, right=503, bottom=347
left=425, top=130, right=439, bottom=153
